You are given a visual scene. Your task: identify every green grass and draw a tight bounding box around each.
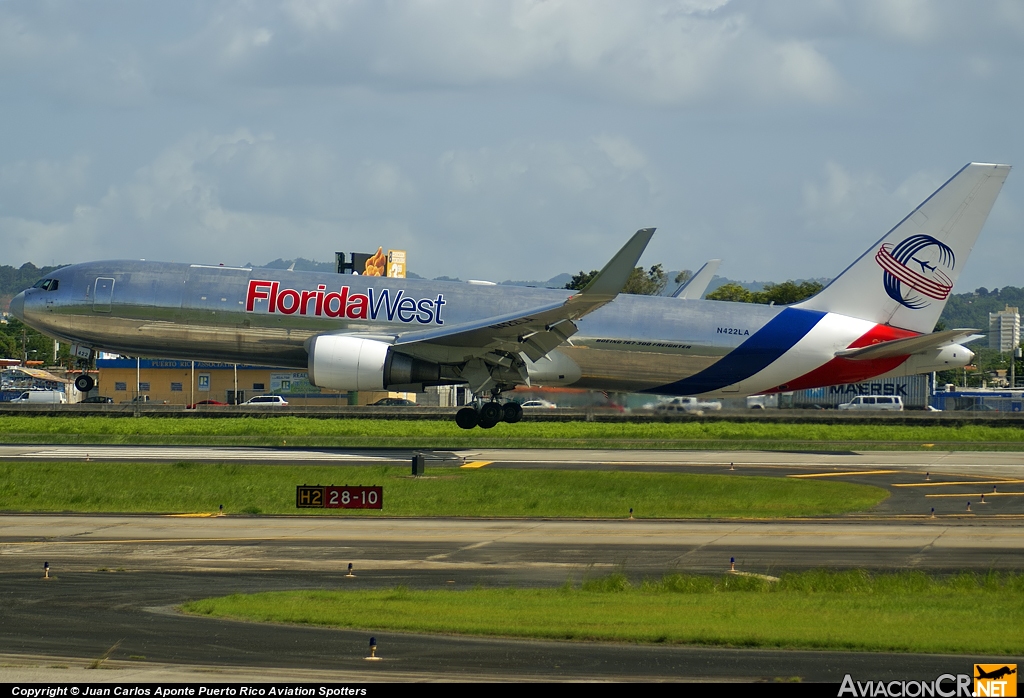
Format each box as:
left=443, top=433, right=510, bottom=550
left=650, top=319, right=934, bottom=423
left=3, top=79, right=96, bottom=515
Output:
left=180, top=570, right=1024, bottom=655
left=1, top=416, right=1024, bottom=450
left=0, top=462, right=887, bottom=517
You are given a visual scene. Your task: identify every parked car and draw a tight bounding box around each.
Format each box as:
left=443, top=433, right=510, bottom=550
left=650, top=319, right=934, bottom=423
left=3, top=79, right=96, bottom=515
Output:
left=655, top=396, right=722, bottom=415
left=187, top=399, right=228, bottom=409
left=837, top=396, right=903, bottom=411
left=120, top=395, right=167, bottom=404
left=10, top=390, right=66, bottom=404
left=520, top=399, right=557, bottom=409
left=370, top=397, right=416, bottom=406
left=80, top=395, right=113, bottom=404
left=241, top=395, right=289, bottom=406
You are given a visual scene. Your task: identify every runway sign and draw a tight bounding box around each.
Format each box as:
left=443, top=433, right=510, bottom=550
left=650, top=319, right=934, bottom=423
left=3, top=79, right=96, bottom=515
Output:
left=296, top=485, right=383, bottom=509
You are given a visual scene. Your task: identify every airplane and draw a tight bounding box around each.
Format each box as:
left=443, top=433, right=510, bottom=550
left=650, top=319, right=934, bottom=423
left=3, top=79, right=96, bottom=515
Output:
left=10, top=162, right=1010, bottom=429
left=975, top=666, right=1016, bottom=681
left=672, top=259, right=721, bottom=299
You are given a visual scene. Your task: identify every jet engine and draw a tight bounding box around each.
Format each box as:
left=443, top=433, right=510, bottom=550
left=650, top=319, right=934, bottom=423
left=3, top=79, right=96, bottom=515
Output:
left=307, top=335, right=440, bottom=391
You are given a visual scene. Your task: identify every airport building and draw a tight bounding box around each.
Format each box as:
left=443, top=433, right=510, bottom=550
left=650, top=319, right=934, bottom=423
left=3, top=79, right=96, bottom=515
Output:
left=0, top=366, right=79, bottom=402
left=988, top=305, right=1020, bottom=353
left=95, top=358, right=412, bottom=406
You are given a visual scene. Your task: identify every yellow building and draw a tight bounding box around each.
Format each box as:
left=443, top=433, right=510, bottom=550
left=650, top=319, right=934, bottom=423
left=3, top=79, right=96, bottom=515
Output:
left=95, top=358, right=411, bottom=406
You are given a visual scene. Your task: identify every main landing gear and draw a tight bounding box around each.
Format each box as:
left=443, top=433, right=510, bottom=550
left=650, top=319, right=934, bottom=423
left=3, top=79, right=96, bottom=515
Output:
left=455, top=399, right=523, bottom=430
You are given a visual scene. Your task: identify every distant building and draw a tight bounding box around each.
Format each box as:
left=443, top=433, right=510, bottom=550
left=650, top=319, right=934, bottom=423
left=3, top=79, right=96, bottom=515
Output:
left=988, top=305, right=1021, bottom=353
left=95, top=358, right=414, bottom=406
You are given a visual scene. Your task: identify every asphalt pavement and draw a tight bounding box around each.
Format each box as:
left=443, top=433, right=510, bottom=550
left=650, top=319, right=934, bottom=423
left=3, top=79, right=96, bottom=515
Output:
left=2, top=446, right=1023, bottom=681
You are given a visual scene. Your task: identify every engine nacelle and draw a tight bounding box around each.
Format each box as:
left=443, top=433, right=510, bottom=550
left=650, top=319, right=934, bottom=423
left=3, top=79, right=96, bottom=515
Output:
left=308, top=335, right=440, bottom=391
left=522, top=349, right=581, bottom=386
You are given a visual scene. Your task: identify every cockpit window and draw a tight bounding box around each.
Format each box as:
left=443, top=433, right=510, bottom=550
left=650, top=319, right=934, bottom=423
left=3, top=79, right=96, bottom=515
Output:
left=48, top=279, right=58, bottom=291
left=33, top=278, right=50, bottom=289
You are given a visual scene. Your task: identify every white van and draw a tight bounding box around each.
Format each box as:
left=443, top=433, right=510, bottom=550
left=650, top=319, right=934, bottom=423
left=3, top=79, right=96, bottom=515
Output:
left=11, top=390, right=67, bottom=404
left=838, top=395, right=903, bottom=411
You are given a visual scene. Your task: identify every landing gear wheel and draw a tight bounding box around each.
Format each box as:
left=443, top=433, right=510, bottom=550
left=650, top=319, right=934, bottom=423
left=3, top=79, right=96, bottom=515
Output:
left=479, top=402, right=503, bottom=424
left=502, top=402, right=523, bottom=423
left=455, top=407, right=479, bottom=430
left=477, top=413, right=500, bottom=429
left=74, top=374, right=95, bottom=393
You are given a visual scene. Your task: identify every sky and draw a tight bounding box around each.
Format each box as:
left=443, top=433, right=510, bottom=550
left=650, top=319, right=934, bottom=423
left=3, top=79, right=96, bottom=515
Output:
left=1, top=0, right=1022, bottom=289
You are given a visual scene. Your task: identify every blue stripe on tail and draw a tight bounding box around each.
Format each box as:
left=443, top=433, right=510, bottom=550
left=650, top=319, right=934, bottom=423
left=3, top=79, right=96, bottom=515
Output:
left=648, top=307, right=826, bottom=395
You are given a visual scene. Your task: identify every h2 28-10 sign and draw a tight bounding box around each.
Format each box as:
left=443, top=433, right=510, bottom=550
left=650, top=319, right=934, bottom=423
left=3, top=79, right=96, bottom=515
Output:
left=296, top=485, right=382, bottom=509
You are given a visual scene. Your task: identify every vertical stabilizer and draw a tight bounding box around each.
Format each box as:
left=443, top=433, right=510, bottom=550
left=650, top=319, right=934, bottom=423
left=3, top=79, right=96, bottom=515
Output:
left=797, top=163, right=1011, bottom=333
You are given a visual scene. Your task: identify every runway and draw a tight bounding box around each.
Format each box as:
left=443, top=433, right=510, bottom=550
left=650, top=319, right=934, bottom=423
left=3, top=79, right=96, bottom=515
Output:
left=4, top=444, right=1024, bottom=478
left=2, top=446, right=1023, bottom=681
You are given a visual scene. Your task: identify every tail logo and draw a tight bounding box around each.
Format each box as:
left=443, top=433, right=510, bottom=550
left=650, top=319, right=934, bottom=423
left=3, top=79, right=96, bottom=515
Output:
left=875, top=234, right=955, bottom=309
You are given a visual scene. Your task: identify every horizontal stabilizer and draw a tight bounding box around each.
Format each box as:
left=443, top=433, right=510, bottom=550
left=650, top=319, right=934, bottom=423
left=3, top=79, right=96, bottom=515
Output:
left=672, top=259, right=721, bottom=299
left=835, top=328, right=981, bottom=360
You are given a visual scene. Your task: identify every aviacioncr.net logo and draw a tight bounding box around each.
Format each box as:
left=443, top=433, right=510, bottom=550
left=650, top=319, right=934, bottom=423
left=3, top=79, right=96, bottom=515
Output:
left=875, top=234, right=955, bottom=310
left=839, top=673, right=973, bottom=697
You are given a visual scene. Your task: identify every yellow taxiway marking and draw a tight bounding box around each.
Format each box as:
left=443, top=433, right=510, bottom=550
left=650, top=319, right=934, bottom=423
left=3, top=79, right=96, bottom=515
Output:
left=893, top=480, right=1024, bottom=488
left=925, top=492, right=1024, bottom=498
left=460, top=461, right=492, bottom=469
left=788, top=470, right=899, bottom=478
left=166, top=513, right=216, bottom=518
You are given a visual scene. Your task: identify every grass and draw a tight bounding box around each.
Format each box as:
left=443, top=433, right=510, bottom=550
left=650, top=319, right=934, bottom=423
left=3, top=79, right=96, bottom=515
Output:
left=0, top=462, right=887, bottom=517
left=1, top=416, right=1024, bottom=450
left=180, top=570, right=1024, bottom=655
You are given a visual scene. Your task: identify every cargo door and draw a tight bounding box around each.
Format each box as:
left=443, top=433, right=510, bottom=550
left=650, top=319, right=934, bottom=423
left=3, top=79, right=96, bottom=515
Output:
left=93, top=277, right=114, bottom=313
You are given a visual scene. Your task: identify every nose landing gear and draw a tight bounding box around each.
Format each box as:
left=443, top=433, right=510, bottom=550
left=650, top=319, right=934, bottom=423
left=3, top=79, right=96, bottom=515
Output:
left=454, top=397, right=524, bottom=430
left=71, top=344, right=96, bottom=393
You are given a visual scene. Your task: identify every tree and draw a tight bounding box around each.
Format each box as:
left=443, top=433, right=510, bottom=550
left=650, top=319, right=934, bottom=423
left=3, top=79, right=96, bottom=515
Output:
left=623, top=264, right=667, bottom=296
left=704, top=282, right=753, bottom=303
left=0, top=331, right=16, bottom=359
left=565, top=270, right=599, bottom=291
left=565, top=264, right=667, bottom=296
left=757, top=280, right=824, bottom=305
left=0, top=317, right=69, bottom=365
left=705, top=280, right=823, bottom=305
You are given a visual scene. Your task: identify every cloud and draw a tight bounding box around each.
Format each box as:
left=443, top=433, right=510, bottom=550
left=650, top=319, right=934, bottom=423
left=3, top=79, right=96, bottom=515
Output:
left=0, top=154, right=91, bottom=222
left=0, top=129, right=418, bottom=268
left=1, top=0, right=847, bottom=107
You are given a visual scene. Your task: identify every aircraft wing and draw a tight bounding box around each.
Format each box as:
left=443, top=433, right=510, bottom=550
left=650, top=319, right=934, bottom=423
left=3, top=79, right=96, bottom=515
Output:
left=389, top=228, right=655, bottom=364
left=835, top=328, right=982, bottom=360
left=671, top=259, right=721, bottom=299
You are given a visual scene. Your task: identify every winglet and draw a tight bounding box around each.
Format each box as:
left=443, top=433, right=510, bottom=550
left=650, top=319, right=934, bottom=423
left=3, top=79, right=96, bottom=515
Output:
left=672, top=259, right=721, bottom=299
left=577, top=228, right=656, bottom=301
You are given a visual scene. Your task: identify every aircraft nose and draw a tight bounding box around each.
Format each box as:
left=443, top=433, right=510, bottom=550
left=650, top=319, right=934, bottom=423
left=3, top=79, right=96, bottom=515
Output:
left=9, top=291, right=25, bottom=320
